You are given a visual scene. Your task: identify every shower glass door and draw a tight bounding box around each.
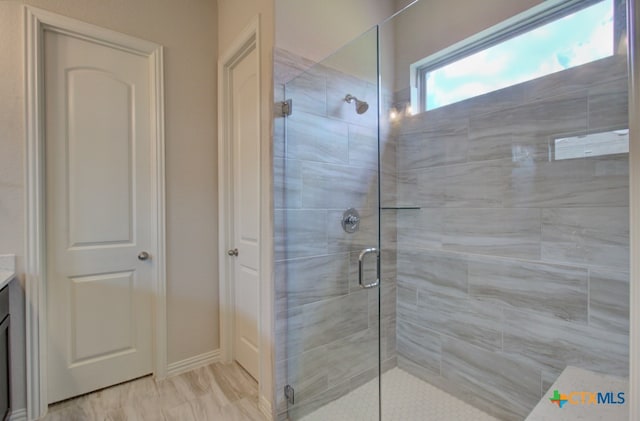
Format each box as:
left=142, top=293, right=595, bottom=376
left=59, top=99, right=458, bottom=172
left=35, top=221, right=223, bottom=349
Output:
left=276, top=27, right=382, bottom=420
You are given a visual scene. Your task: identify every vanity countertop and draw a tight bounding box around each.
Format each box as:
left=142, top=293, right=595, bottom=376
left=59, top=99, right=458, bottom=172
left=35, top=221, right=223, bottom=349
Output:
left=526, top=365, right=628, bottom=420
left=0, top=255, right=16, bottom=290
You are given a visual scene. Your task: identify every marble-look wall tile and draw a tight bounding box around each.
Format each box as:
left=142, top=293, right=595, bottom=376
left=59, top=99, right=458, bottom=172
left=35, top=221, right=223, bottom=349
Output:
left=397, top=282, right=417, bottom=306
left=504, top=156, right=628, bottom=208
left=588, top=77, right=628, bottom=130
left=396, top=169, right=419, bottom=206
left=467, top=111, right=514, bottom=162
left=286, top=111, right=349, bottom=164
left=416, top=167, right=449, bottom=207
left=387, top=53, right=628, bottom=421
left=276, top=305, right=304, bottom=362
left=396, top=320, right=442, bottom=376
left=397, top=249, right=468, bottom=297
left=468, top=258, right=588, bottom=322
left=397, top=122, right=468, bottom=169
left=285, top=66, right=327, bottom=116
left=398, top=291, right=503, bottom=351
left=443, top=208, right=541, bottom=259
left=380, top=209, right=398, bottom=248
left=380, top=139, right=398, bottom=206
left=380, top=135, right=397, bottom=175
left=348, top=124, right=378, bottom=169
left=380, top=169, right=398, bottom=207
left=274, top=209, right=328, bottom=260
left=441, top=337, right=541, bottom=421
left=541, top=207, right=629, bottom=269
left=521, top=55, right=627, bottom=102
left=301, top=162, right=377, bottom=209
left=273, top=158, right=302, bottom=209
left=589, top=269, right=630, bottom=335
left=275, top=253, right=350, bottom=309
left=442, top=161, right=504, bottom=208
left=503, top=308, right=629, bottom=377
left=301, top=290, right=369, bottom=351
left=397, top=208, right=443, bottom=250
left=511, top=91, right=588, bottom=141
left=327, top=329, right=378, bottom=387
left=370, top=283, right=397, bottom=329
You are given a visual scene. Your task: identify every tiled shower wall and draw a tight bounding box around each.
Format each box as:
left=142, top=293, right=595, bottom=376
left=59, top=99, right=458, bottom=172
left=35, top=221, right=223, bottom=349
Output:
left=394, top=54, right=630, bottom=420
left=273, top=47, right=398, bottom=420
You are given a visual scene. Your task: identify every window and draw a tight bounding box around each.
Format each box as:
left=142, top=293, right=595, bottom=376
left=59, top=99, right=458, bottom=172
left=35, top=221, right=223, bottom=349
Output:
left=412, top=0, right=618, bottom=112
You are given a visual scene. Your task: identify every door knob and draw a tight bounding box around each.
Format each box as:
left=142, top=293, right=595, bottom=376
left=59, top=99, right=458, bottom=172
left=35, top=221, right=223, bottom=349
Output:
left=227, top=248, right=239, bottom=256
left=138, top=251, right=150, bottom=261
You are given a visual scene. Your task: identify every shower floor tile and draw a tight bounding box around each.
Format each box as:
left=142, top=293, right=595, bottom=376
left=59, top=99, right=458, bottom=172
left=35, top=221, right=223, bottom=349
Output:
left=299, top=367, right=499, bottom=421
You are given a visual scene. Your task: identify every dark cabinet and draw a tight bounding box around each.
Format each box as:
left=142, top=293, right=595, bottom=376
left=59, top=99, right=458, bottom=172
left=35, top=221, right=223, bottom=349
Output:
left=0, top=284, right=10, bottom=421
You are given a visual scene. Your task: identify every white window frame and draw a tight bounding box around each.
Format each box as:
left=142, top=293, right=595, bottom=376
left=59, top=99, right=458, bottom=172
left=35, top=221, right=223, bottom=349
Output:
left=410, top=0, right=611, bottom=113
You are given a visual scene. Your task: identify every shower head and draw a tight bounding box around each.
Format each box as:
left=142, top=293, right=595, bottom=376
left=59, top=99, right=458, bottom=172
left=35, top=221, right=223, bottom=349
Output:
left=344, top=94, right=369, bottom=114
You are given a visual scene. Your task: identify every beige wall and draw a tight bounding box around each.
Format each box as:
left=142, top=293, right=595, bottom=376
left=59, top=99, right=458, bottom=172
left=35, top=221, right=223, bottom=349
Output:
left=0, top=0, right=219, bottom=410
left=276, top=0, right=398, bottom=64
left=391, top=0, right=544, bottom=90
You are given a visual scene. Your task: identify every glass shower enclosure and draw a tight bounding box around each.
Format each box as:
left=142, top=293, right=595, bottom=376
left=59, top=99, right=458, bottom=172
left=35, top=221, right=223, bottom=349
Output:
left=274, top=0, right=630, bottom=419
left=274, top=27, right=384, bottom=420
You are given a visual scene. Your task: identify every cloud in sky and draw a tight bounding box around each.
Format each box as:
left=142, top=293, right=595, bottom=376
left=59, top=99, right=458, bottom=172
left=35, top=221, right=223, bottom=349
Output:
left=439, top=50, right=510, bottom=79
left=426, top=0, right=614, bottom=110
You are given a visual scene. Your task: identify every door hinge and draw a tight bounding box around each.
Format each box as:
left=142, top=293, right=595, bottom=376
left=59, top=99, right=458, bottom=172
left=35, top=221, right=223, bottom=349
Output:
left=284, top=384, right=295, bottom=405
left=279, top=99, right=292, bottom=117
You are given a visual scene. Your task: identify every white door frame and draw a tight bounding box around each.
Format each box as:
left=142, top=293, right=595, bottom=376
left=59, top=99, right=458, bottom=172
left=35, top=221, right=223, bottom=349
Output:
left=629, top=1, right=640, bottom=420
left=24, top=6, right=166, bottom=419
left=218, top=15, right=274, bottom=418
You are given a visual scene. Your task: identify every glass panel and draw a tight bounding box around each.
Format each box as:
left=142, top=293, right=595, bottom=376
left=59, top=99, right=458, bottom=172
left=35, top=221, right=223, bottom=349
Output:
left=275, top=26, right=381, bottom=420
left=380, top=0, right=629, bottom=419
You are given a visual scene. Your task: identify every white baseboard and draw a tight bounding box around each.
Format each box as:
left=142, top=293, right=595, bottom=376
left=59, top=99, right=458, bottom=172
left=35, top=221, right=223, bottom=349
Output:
left=258, top=394, right=273, bottom=420
left=10, top=408, right=27, bottom=421
left=166, top=349, right=221, bottom=377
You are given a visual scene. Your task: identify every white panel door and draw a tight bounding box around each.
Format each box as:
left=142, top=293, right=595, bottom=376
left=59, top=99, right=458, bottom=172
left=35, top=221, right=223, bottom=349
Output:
left=45, top=30, right=153, bottom=403
left=231, top=47, right=260, bottom=380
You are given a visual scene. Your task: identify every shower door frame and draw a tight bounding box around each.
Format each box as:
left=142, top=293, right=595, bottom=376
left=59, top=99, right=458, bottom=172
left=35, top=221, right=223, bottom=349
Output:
left=628, top=0, right=640, bottom=419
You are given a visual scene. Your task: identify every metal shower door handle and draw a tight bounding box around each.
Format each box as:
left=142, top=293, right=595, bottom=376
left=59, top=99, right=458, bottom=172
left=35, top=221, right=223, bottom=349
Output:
left=358, top=247, right=380, bottom=289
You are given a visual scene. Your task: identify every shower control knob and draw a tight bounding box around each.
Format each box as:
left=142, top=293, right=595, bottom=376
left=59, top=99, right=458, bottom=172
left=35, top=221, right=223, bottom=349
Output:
left=227, top=248, right=239, bottom=257
left=342, top=208, right=361, bottom=233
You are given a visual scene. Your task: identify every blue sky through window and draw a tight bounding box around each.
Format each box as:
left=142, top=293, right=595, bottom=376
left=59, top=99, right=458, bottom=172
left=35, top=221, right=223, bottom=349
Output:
left=426, top=0, right=614, bottom=110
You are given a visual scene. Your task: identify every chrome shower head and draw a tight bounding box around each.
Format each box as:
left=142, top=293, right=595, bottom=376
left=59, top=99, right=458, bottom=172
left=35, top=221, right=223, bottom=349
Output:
left=345, top=94, right=369, bottom=114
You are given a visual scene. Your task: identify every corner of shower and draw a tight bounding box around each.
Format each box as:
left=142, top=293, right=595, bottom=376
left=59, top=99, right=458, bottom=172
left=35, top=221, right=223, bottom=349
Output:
left=274, top=0, right=632, bottom=420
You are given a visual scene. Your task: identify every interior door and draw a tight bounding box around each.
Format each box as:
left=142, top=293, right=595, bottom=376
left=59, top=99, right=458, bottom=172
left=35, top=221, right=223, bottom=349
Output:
left=45, top=29, right=153, bottom=403
left=230, top=46, right=261, bottom=380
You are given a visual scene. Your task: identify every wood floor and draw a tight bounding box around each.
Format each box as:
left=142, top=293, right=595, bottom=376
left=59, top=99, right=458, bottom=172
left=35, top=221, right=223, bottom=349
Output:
left=38, top=362, right=268, bottom=421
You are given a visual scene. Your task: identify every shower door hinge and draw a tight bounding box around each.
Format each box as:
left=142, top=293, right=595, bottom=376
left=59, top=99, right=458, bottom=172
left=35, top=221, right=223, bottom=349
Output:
left=284, top=384, right=295, bottom=405
left=279, top=99, right=292, bottom=117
